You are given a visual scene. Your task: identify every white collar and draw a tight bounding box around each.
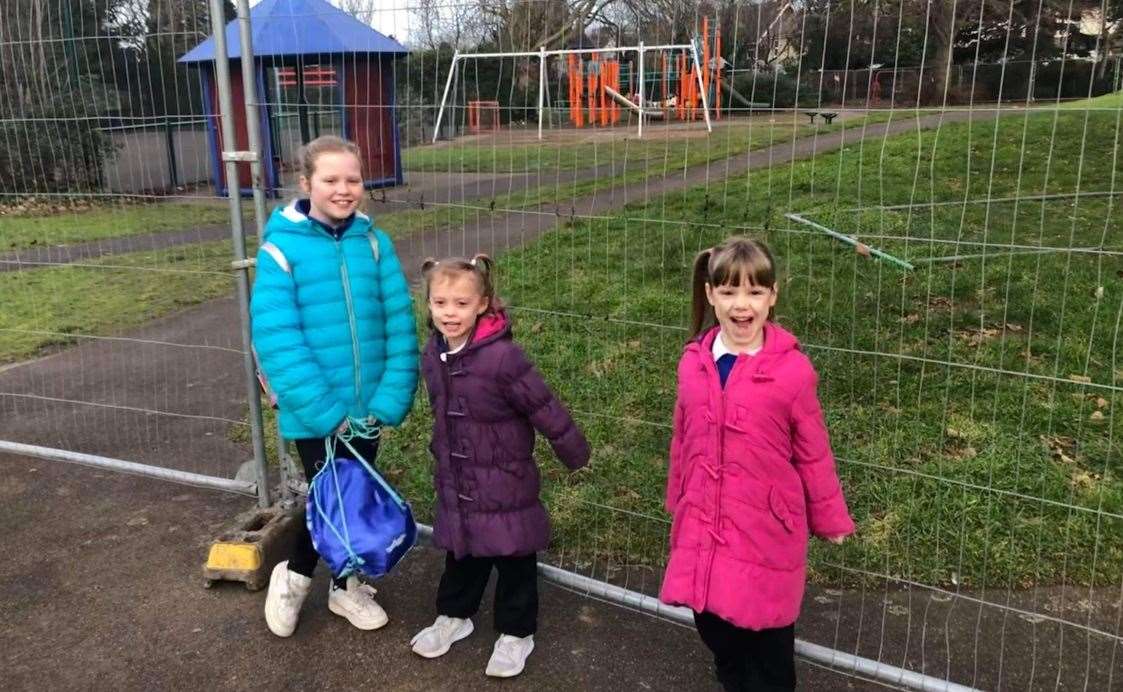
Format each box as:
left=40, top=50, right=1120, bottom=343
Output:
left=712, top=330, right=761, bottom=361
left=439, top=339, right=468, bottom=362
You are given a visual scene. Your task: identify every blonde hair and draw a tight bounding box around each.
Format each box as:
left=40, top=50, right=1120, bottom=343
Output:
left=298, top=135, right=362, bottom=180
left=690, top=236, right=777, bottom=339
left=420, top=254, right=505, bottom=330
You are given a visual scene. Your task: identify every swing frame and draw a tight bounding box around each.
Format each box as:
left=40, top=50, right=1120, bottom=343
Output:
left=432, top=42, right=713, bottom=142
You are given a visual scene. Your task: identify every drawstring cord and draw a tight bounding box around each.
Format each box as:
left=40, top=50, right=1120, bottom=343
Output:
left=308, top=417, right=407, bottom=576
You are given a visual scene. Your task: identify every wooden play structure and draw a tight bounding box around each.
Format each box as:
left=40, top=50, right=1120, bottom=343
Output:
left=467, top=101, right=501, bottom=134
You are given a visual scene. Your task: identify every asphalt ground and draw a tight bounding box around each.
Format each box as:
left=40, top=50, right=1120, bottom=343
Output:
left=0, top=454, right=889, bottom=691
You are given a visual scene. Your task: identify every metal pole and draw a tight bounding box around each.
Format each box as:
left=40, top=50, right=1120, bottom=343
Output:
left=275, top=416, right=294, bottom=506
left=432, top=52, right=459, bottom=143
left=453, top=44, right=694, bottom=60
left=235, top=0, right=268, bottom=236
left=637, top=42, right=645, bottom=138
left=296, top=61, right=311, bottom=144
left=0, top=441, right=257, bottom=496
left=786, top=213, right=914, bottom=271
left=208, top=0, right=271, bottom=508
left=690, top=39, right=713, bottom=133
left=164, top=116, right=181, bottom=189
left=538, top=46, right=546, bottom=140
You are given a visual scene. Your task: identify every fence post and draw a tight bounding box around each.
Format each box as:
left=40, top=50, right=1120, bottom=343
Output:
left=235, top=0, right=268, bottom=234
left=207, top=0, right=271, bottom=508
left=164, top=117, right=181, bottom=190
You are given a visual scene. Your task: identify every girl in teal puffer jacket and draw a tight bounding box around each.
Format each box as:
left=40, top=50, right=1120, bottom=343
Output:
left=251, top=136, right=419, bottom=638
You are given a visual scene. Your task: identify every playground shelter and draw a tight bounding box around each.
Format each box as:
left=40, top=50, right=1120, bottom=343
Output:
left=179, top=0, right=406, bottom=196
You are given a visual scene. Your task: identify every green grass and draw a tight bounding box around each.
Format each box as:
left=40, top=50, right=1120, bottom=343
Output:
left=0, top=201, right=238, bottom=253
left=378, top=98, right=1123, bottom=589
left=8, top=94, right=1119, bottom=589
left=402, top=111, right=894, bottom=175
left=377, top=111, right=905, bottom=241
left=0, top=241, right=237, bottom=364
left=1056, top=89, right=1123, bottom=110
left=0, top=111, right=892, bottom=253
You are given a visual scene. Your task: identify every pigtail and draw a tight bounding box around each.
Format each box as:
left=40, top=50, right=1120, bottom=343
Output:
left=690, top=248, right=714, bottom=340
left=420, top=258, right=440, bottom=332
left=470, top=253, right=494, bottom=277
left=470, top=253, right=504, bottom=314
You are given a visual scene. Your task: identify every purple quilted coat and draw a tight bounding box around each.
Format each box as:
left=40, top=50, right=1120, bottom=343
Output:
left=421, top=311, right=590, bottom=558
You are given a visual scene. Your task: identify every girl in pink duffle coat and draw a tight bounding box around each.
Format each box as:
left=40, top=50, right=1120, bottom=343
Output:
left=659, top=236, right=855, bottom=691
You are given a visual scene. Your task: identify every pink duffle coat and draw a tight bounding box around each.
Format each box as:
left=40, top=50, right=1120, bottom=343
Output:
left=659, top=323, right=855, bottom=630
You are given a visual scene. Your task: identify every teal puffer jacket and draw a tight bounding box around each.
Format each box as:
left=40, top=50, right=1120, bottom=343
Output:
left=250, top=200, right=419, bottom=439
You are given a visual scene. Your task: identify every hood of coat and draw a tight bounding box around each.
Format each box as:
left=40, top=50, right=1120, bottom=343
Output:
left=425, top=309, right=512, bottom=358
left=262, top=199, right=370, bottom=241
left=690, top=321, right=800, bottom=363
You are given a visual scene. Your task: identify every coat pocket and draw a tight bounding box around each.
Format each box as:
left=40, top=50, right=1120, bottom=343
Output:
left=724, top=488, right=807, bottom=570
left=768, top=486, right=796, bottom=533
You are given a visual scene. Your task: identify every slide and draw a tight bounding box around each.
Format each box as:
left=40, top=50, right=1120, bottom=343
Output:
left=719, top=77, right=771, bottom=109
left=603, top=86, right=666, bottom=119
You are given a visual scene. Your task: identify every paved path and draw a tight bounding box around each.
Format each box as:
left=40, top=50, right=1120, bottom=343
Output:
left=0, top=110, right=993, bottom=273
left=0, top=455, right=888, bottom=691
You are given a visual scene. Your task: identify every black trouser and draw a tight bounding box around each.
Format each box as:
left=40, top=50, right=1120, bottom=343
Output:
left=436, top=552, right=538, bottom=638
left=288, top=435, right=380, bottom=589
left=693, top=611, right=796, bottom=692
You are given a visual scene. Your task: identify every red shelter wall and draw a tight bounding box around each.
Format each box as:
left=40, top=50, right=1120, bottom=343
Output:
left=209, top=67, right=254, bottom=191
left=342, top=56, right=397, bottom=183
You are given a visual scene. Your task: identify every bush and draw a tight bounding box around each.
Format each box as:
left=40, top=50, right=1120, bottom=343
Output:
left=0, top=82, right=117, bottom=195
left=731, top=70, right=819, bottom=109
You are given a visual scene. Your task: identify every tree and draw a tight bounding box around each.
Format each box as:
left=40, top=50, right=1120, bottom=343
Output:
left=130, top=0, right=235, bottom=116
left=0, top=0, right=135, bottom=193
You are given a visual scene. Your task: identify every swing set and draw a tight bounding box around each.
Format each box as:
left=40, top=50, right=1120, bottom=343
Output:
left=432, top=40, right=715, bottom=142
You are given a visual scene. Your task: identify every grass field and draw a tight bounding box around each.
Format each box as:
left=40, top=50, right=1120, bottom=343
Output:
left=402, top=114, right=822, bottom=174
left=4, top=94, right=1119, bottom=590
left=378, top=96, right=1123, bottom=589
left=0, top=202, right=238, bottom=253
left=0, top=241, right=237, bottom=364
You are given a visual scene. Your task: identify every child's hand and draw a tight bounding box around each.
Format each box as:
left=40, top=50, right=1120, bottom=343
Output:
left=337, top=419, right=350, bottom=434
left=825, top=535, right=846, bottom=545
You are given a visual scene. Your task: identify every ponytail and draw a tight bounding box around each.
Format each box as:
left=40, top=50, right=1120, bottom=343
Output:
left=470, top=253, right=496, bottom=297
left=690, top=248, right=715, bottom=340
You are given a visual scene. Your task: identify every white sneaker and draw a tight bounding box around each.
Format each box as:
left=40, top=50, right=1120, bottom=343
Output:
left=328, top=576, right=389, bottom=630
left=410, top=615, right=475, bottom=658
left=263, top=560, right=312, bottom=637
left=485, top=634, right=535, bottom=678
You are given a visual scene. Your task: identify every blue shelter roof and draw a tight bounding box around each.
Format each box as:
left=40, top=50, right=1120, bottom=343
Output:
left=179, top=0, right=407, bottom=63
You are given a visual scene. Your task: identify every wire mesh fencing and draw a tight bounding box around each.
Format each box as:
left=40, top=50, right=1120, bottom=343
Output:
left=1, top=0, right=1120, bottom=689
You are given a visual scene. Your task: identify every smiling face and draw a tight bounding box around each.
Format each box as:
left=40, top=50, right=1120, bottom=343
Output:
left=300, top=151, right=364, bottom=226
left=705, top=276, right=777, bottom=353
left=428, top=272, right=490, bottom=350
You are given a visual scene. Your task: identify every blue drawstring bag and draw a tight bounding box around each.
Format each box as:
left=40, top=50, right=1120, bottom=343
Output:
left=306, top=430, right=416, bottom=579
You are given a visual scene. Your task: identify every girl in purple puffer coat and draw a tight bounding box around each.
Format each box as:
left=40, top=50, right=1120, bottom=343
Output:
left=409, top=254, right=590, bottom=679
